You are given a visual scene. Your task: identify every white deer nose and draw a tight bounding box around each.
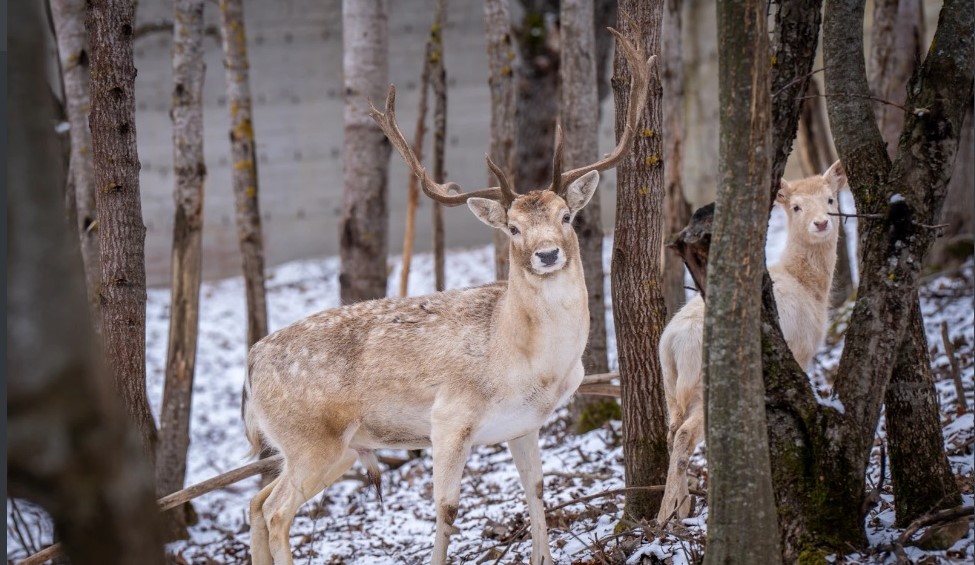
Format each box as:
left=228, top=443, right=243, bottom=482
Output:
left=814, top=219, right=829, bottom=232
left=535, top=248, right=560, bottom=266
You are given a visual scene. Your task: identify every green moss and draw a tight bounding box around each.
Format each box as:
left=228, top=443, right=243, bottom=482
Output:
left=797, top=547, right=830, bottom=565
left=576, top=399, right=621, bottom=434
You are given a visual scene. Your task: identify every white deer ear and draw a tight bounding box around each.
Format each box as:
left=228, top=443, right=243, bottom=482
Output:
left=775, top=179, right=792, bottom=205
left=823, top=160, right=847, bottom=193
left=468, top=197, right=508, bottom=229
left=565, top=171, right=599, bottom=214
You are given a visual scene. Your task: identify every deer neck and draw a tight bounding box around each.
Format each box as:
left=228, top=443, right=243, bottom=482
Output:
left=777, top=230, right=838, bottom=304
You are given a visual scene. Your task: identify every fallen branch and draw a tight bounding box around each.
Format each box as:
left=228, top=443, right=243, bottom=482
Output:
left=581, top=372, right=619, bottom=385
left=891, top=505, right=973, bottom=564
left=941, top=320, right=969, bottom=415
left=576, top=383, right=622, bottom=397
left=16, top=456, right=283, bottom=565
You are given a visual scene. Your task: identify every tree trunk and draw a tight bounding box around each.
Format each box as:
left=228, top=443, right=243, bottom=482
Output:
left=50, top=0, right=100, bottom=323
left=484, top=0, right=517, bottom=280
left=866, top=0, right=961, bottom=527
left=661, top=0, right=692, bottom=319
left=157, top=0, right=207, bottom=539
left=513, top=0, right=559, bottom=195
left=430, top=0, right=448, bottom=292
left=8, top=5, right=164, bottom=562
left=885, top=298, right=962, bottom=526
left=218, top=0, right=269, bottom=348
left=703, top=0, right=783, bottom=561
left=611, top=0, right=670, bottom=520
left=87, top=0, right=159, bottom=464
left=340, top=0, right=391, bottom=303
left=929, top=102, right=974, bottom=270
left=796, top=78, right=855, bottom=308
left=561, top=0, right=616, bottom=433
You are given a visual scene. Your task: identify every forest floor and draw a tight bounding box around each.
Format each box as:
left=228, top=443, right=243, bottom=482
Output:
left=7, top=199, right=974, bottom=564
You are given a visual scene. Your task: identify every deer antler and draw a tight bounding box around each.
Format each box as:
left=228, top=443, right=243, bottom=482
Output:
left=550, top=28, right=657, bottom=194
left=369, top=85, right=518, bottom=208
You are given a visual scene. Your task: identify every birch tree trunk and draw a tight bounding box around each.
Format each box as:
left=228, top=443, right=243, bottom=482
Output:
left=704, top=0, right=782, bottom=560
left=866, top=0, right=961, bottom=526
left=561, top=0, right=615, bottom=433
left=87, top=0, right=159, bottom=464
left=484, top=0, right=517, bottom=280
left=157, top=0, right=207, bottom=537
left=50, top=0, right=100, bottom=322
left=611, top=0, right=670, bottom=520
left=8, top=6, right=164, bottom=562
left=218, top=0, right=269, bottom=348
left=340, top=0, right=391, bottom=303
left=661, top=0, right=691, bottom=319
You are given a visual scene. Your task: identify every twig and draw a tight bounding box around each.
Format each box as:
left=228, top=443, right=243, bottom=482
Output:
left=828, top=211, right=884, bottom=220
left=16, top=456, right=283, bottom=565
left=133, top=19, right=221, bottom=43
left=941, top=320, right=969, bottom=415
left=890, top=505, right=973, bottom=564
left=772, top=66, right=827, bottom=97
left=581, top=372, right=620, bottom=385
left=797, top=91, right=910, bottom=113
left=576, top=383, right=621, bottom=397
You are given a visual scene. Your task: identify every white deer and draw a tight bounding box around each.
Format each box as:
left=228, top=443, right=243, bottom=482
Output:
left=656, top=161, right=848, bottom=523
left=242, top=31, right=654, bottom=565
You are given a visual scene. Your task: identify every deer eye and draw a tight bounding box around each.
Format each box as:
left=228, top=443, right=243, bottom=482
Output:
left=509, top=225, right=520, bottom=236
left=793, top=205, right=801, bottom=212
left=562, top=213, right=571, bottom=224
left=828, top=198, right=834, bottom=205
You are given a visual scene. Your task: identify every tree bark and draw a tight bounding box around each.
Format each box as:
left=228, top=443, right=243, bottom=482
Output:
left=430, top=0, right=448, bottom=292
left=218, top=0, right=269, bottom=348
left=561, top=0, right=615, bottom=433
left=50, top=0, right=100, bottom=323
left=796, top=78, right=855, bottom=308
left=513, top=0, right=560, bottom=195
left=340, top=0, right=391, bottom=303
left=661, top=0, right=692, bottom=320
left=484, top=0, right=518, bottom=280
left=87, top=0, right=159, bottom=464
left=928, top=95, right=974, bottom=270
left=703, top=0, right=783, bottom=561
left=157, top=0, right=207, bottom=538
left=885, top=298, right=962, bottom=526
left=611, top=0, right=670, bottom=520
left=866, top=0, right=962, bottom=526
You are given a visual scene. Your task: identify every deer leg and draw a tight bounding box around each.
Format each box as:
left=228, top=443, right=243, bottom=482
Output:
left=656, top=402, right=704, bottom=524
left=249, top=476, right=280, bottom=565
left=509, top=429, right=553, bottom=565
left=429, top=420, right=474, bottom=565
left=263, top=445, right=357, bottom=565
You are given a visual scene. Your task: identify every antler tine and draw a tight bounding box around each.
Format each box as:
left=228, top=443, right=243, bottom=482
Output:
left=556, top=28, right=657, bottom=189
left=368, top=85, right=505, bottom=207
left=485, top=153, right=517, bottom=207
left=550, top=123, right=564, bottom=195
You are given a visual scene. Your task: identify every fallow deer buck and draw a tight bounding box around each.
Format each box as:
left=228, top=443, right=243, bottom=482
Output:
left=242, top=29, right=654, bottom=565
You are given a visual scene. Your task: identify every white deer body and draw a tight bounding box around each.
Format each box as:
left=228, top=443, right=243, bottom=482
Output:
left=656, top=162, right=848, bottom=523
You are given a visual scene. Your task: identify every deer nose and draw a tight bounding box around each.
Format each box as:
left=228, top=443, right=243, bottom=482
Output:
left=535, top=248, right=560, bottom=266
left=814, top=220, right=829, bottom=232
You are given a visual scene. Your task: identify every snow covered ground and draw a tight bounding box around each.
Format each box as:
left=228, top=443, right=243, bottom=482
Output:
left=8, top=196, right=974, bottom=564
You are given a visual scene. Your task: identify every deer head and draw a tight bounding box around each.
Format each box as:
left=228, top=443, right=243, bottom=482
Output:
left=776, top=160, right=847, bottom=246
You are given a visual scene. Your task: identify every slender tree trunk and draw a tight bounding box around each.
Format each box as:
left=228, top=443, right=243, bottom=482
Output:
left=8, top=6, right=164, bottom=562
left=50, top=0, right=100, bottom=323
left=87, top=0, right=159, bottom=464
left=703, top=0, right=782, bottom=561
left=796, top=79, right=854, bottom=308
left=484, top=0, right=517, bottom=280
left=399, top=49, right=432, bottom=298
left=885, top=298, right=962, bottom=525
left=929, top=104, right=974, bottom=269
left=340, top=0, right=390, bottom=303
left=157, top=0, right=207, bottom=538
left=430, top=0, right=448, bottom=292
left=513, top=0, right=559, bottom=195
left=219, top=0, right=269, bottom=348
left=562, top=0, right=615, bottom=433
left=594, top=0, right=618, bottom=110
left=611, top=0, right=670, bottom=520
left=661, top=0, right=692, bottom=319
left=866, top=0, right=962, bottom=526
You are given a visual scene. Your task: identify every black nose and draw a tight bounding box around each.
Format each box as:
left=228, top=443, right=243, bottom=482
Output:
left=536, top=248, right=559, bottom=266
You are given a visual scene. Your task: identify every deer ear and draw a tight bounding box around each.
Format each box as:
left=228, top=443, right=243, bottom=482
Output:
left=565, top=171, right=599, bottom=214
left=823, top=160, right=847, bottom=193
left=775, top=179, right=791, bottom=206
left=468, top=197, right=508, bottom=230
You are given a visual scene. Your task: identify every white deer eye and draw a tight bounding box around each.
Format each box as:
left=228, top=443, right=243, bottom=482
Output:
left=562, top=213, right=571, bottom=224
left=793, top=205, right=801, bottom=212
left=828, top=198, right=834, bottom=205
left=509, top=225, right=520, bottom=236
